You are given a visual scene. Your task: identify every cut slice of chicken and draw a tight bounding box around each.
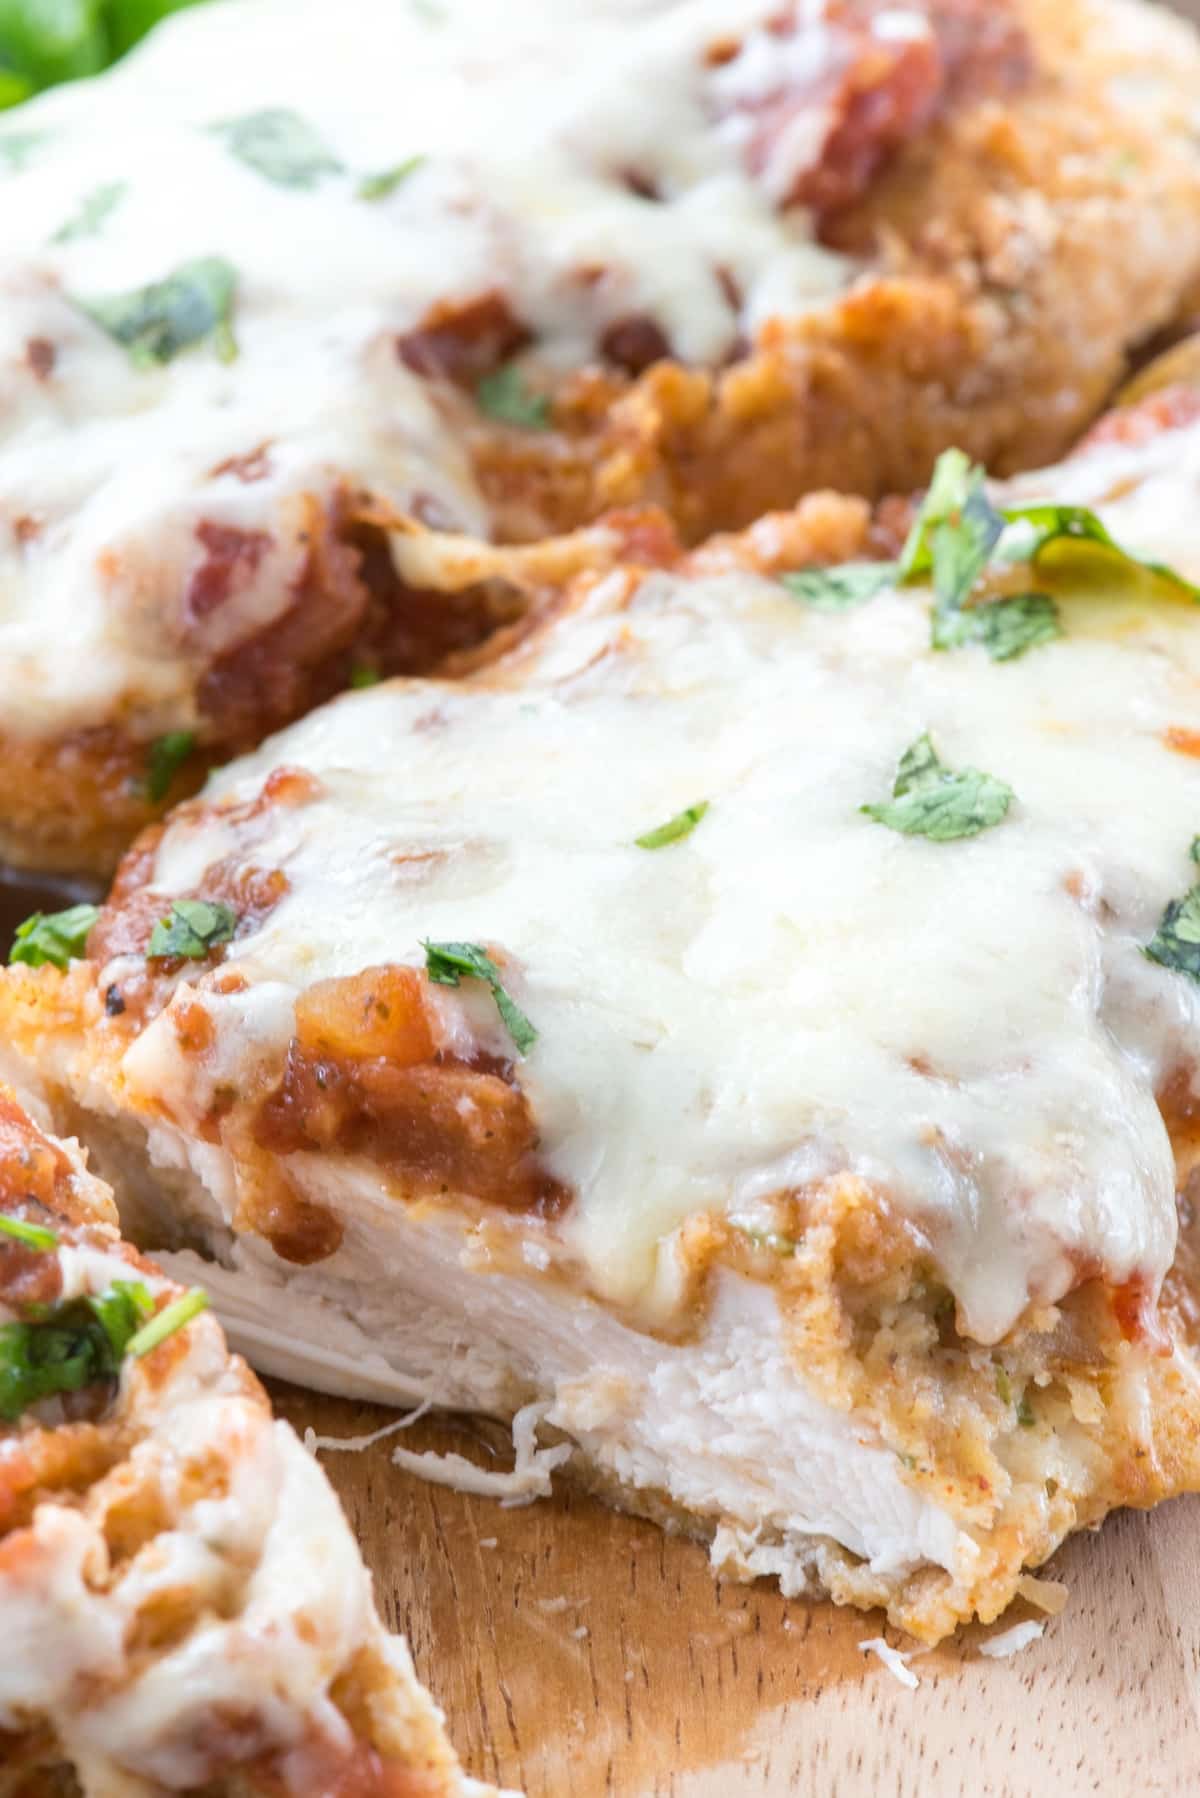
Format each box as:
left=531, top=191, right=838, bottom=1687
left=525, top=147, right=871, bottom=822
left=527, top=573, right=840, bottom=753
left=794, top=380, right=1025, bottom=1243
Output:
left=0, top=1084, right=501, bottom=1797
left=7, top=392, right=1200, bottom=1642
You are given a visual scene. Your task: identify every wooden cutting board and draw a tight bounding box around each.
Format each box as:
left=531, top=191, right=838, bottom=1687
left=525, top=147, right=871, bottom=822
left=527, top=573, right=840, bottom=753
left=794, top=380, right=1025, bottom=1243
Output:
left=267, top=1384, right=1200, bottom=1798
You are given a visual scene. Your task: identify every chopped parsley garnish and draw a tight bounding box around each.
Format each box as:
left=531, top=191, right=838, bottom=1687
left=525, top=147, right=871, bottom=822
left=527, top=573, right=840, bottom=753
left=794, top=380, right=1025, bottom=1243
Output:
left=0, top=1214, right=58, bottom=1252
left=897, top=448, right=1198, bottom=658
left=126, top=1286, right=209, bottom=1358
left=10, top=903, right=100, bottom=970
left=780, top=561, right=899, bottom=611
left=0, top=1278, right=152, bottom=1421
left=1001, top=501, right=1200, bottom=603
left=357, top=155, right=425, bottom=201
left=933, top=488, right=1005, bottom=619
left=144, top=729, right=195, bottom=802
left=0, top=1278, right=207, bottom=1420
left=861, top=732, right=1013, bottom=842
left=86, top=1279, right=154, bottom=1359
left=75, top=256, right=238, bottom=367
left=905, top=452, right=1006, bottom=642
left=898, top=448, right=980, bottom=582
left=52, top=179, right=127, bottom=244
left=944, top=591, right=1062, bottom=663
left=1145, top=848, right=1200, bottom=984
left=422, top=940, right=537, bottom=1055
left=1017, top=1394, right=1036, bottom=1429
left=475, top=363, right=550, bottom=430
left=212, top=108, right=343, bottom=188
left=348, top=664, right=381, bottom=689
left=635, top=802, right=709, bottom=850
left=995, top=1366, right=1013, bottom=1405
left=147, top=898, right=238, bottom=960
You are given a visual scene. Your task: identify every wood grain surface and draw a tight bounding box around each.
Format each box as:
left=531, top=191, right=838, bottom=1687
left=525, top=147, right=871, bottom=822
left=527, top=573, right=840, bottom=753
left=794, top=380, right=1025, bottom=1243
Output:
left=267, top=1385, right=1200, bottom=1798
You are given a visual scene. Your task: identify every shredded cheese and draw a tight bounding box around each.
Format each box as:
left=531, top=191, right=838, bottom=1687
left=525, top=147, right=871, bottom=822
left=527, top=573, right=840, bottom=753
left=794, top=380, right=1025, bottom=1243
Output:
left=979, top=1620, right=1046, bottom=1659
left=859, top=1637, right=920, bottom=1690
left=302, top=1397, right=433, bottom=1456
left=389, top=1400, right=572, bottom=1503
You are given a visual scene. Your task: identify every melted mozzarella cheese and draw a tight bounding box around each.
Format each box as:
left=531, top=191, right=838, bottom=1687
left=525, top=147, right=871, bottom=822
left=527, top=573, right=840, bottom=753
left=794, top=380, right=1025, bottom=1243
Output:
left=0, top=0, right=857, bottom=738
left=131, top=417, right=1200, bottom=1344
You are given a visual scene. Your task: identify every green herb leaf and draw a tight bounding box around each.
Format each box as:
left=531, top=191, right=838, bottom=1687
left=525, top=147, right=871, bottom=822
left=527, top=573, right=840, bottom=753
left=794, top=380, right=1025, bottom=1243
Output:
left=966, top=592, right=1061, bottom=662
left=1017, top=1394, right=1036, bottom=1428
left=892, top=733, right=941, bottom=795
left=10, top=902, right=100, bottom=970
left=861, top=732, right=1013, bottom=842
left=995, top=1366, right=1012, bottom=1405
left=147, top=898, right=238, bottom=960
left=144, top=729, right=195, bottom=802
left=87, top=1279, right=154, bottom=1359
left=0, top=1278, right=156, bottom=1422
left=52, top=179, right=127, bottom=244
left=780, top=561, right=899, bottom=611
left=0, top=1214, right=58, bottom=1252
left=1145, top=882, right=1200, bottom=983
left=75, top=255, right=238, bottom=367
left=899, top=450, right=1013, bottom=648
left=476, top=363, right=550, bottom=430
left=357, top=154, right=425, bottom=201
left=212, top=108, right=342, bottom=188
left=899, top=449, right=1197, bottom=661
left=1002, top=502, right=1200, bottom=603
left=898, top=448, right=981, bottom=581
left=126, top=1286, right=208, bottom=1358
left=348, top=664, right=381, bottom=689
left=0, top=1318, right=94, bottom=1419
left=422, top=940, right=537, bottom=1055
left=635, top=802, right=709, bottom=850
left=931, top=486, right=1005, bottom=618
left=935, top=591, right=1062, bottom=661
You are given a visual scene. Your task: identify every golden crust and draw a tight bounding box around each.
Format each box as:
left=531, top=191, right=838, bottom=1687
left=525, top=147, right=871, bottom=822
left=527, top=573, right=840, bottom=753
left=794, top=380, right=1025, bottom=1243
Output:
left=731, top=1178, right=1200, bottom=1641
left=468, top=0, right=1200, bottom=541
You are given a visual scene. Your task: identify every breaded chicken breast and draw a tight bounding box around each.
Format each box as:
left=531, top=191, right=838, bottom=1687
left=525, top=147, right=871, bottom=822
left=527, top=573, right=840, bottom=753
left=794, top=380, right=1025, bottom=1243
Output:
left=2, top=0, right=1199, bottom=874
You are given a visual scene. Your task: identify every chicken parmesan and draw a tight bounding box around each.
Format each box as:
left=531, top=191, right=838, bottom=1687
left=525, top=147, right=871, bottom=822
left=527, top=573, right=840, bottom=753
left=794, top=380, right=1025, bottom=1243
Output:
left=0, top=1085, right=494, bottom=1796
left=6, top=390, right=1200, bottom=1643
left=2, top=0, right=1200, bottom=875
